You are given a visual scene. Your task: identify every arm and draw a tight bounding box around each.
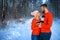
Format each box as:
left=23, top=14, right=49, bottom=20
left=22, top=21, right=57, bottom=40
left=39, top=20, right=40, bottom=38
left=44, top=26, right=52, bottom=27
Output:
left=45, top=13, right=53, bottom=28
left=31, top=19, right=39, bottom=30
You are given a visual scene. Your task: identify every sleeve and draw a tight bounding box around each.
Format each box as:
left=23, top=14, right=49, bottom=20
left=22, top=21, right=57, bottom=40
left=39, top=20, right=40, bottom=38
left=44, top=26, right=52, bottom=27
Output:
left=31, top=19, right=39, bottom=30
left=45, top=13, right=53, bottom=28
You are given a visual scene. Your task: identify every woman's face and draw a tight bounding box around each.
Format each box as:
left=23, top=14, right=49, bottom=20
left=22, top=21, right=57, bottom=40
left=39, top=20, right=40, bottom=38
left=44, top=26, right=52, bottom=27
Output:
left=36, top=12, right=40, bottom=17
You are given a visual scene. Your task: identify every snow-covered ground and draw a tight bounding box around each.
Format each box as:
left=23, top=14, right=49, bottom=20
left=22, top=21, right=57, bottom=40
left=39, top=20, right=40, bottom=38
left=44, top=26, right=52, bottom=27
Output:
left=51, top=18, right=60, bottom=40
left=0, top=18, right=60, bottom=40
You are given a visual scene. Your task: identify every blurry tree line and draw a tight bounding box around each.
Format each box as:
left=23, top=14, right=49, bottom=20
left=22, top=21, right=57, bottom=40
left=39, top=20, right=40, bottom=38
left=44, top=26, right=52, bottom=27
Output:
left=0, top=0, right=41, bottom=21
left=0, top=0, right=60, bottom=22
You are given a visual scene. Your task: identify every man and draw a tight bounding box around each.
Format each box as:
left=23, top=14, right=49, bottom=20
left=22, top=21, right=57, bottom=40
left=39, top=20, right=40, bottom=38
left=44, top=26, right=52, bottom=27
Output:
left=39, top=4, right=53, bottom=40
left=31, top=10, right=41, bottom=40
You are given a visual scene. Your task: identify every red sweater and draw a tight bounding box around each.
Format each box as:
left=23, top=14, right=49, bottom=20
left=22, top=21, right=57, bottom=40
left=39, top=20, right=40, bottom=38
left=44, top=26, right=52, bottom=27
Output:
left=31, top=18, right=41, bottom=35
left=41, top=12, right=53, bottom=33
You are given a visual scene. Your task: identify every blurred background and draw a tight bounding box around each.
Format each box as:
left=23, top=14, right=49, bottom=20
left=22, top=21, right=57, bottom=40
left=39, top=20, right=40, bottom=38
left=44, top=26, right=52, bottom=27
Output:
left=0, top=0, right=60, bottom=40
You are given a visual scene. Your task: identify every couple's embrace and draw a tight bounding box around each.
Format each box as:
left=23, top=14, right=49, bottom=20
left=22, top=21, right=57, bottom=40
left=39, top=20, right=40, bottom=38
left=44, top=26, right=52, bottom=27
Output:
left=31, top=4, right=53, bottom=40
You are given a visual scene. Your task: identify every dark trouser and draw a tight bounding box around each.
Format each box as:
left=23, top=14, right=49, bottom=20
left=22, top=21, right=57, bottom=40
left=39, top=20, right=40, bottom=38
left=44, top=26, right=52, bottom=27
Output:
left=39, top=32, right=51, bottom=40
left=32, top=35, right=39, bottom=40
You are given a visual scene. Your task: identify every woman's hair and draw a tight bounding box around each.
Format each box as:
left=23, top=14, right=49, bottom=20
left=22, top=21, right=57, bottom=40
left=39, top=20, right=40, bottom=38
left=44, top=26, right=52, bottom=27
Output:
left=31, top=10, right=40, bottom=16
left=31, top=10, right=40, bottom=21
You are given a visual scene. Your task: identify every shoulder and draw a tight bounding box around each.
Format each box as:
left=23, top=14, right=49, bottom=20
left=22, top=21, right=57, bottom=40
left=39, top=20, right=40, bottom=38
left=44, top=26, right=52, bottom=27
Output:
left=32, top=18, right=36, bottom=22
left=47, top=12, right=53, bottom=19
left=47, top=12, right=53, bottom=16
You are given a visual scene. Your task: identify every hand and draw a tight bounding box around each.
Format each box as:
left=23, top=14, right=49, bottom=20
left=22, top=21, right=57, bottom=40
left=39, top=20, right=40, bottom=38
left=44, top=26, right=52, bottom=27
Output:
left=39, top=23, right=41, bottom=28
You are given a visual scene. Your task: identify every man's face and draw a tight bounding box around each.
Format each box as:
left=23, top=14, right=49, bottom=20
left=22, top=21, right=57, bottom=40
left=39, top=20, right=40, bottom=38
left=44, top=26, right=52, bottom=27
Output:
left=41, top=6, right=45, bottom=13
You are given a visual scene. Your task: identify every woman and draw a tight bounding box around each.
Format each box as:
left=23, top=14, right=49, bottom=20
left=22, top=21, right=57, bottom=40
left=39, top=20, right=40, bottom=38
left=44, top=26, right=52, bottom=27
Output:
left=31, top=10, right=41, bottom=40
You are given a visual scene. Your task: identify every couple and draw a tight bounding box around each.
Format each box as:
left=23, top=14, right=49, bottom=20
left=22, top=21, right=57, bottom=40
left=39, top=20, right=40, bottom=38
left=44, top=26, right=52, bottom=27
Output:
left=31, top=4, right=53, bottom=40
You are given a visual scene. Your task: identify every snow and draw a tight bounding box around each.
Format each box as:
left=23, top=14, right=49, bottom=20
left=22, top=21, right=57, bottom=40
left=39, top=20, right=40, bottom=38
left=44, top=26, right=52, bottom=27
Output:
left=0, top=18, right=60, bottom=40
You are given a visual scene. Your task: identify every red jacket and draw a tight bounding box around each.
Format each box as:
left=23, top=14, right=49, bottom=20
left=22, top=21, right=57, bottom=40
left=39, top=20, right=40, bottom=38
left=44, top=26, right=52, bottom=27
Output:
left=41, top=12, right=53, bottom=33
left=31, top=18, right=40, bottom=35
